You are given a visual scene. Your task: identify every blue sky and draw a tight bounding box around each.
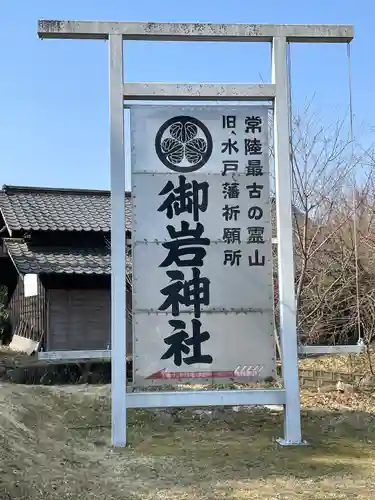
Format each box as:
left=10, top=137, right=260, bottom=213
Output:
left=0, top=0, right=372, bottom=191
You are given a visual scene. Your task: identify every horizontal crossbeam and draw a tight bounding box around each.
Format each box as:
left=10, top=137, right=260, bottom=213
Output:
left=127, top=389, right=286, bottom=407
left=123, top=83, right=275, bottom=101
left=298, top=345, right=364, bottom=355
left=38, top=350, right=111, bottom=361
left=38, top=20, right=353, bottom=43
left=40, top=345, right=365, bottom=362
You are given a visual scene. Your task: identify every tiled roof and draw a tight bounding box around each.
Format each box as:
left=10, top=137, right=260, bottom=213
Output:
left=0, top=185, right=131, bottom=234
left=4, top=239, right=112, bottom=276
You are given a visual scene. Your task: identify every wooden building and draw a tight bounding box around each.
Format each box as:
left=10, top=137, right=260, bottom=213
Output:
left=0, top=185, right=132, bottom=355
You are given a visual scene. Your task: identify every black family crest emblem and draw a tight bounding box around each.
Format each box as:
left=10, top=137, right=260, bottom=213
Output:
left=155, top=115, right=213, bottom=173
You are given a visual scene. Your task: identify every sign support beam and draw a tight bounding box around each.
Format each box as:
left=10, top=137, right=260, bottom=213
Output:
left=272, top=36, right=304, bottom=446
left=123, top=83, right=276, bottom=101
left=38, top=20, right=353, bottom=42
left=109, top=34, right=127, bottom=447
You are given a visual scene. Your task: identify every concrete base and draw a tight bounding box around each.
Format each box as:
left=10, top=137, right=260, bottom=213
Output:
left=9, top=335, right=39, bottom=355
left=276, top=437, right=309, bottom=446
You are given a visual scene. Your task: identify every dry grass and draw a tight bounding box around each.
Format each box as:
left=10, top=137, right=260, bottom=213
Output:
left=1, top=383, right=375, bottom=499
left=0, top=347, right=35, bottom=367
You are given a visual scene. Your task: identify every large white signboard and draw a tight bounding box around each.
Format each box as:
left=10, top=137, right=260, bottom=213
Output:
left=131, top=105, right=276, bottom=386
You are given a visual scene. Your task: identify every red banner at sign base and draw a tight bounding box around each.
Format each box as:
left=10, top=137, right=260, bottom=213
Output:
left=146, top=367, right=263, bottom=380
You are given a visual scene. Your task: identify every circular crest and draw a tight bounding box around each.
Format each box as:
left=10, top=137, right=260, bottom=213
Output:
left=155, top=115, right=213, bottom=173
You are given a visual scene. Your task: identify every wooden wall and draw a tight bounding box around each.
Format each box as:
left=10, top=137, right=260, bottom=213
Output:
left=47, top=288, right=133, bottom=355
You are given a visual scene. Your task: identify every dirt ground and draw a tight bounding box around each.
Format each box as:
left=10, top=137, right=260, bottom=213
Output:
left=1, top=380, right=375, bottom=500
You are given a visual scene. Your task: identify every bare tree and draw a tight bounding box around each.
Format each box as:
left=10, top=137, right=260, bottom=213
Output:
left=272, top=102, right=371, bottom=350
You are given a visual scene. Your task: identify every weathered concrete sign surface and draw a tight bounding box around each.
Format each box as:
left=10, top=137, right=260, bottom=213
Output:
left=131, top=105, right=276, bottom=386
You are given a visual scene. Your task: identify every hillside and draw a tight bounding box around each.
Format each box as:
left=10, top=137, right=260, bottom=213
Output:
left=1, top=382, right=375, bottom=499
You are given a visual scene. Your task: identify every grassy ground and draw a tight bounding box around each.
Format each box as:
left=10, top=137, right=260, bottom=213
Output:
left=1, top=382, right=375, bottom=500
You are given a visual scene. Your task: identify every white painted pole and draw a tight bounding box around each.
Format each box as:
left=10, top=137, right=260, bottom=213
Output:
left=272, top=36, right=303, bottom=445
left=109, top=34, right=127, bottom=447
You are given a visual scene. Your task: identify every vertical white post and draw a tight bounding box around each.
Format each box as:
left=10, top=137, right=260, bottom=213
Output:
left=272, top=36, right=304, bottom=445
left=109, top=34, right=127, bottom=447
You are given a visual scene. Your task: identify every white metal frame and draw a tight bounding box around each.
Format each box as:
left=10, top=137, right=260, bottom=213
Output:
left=37, top=20, right=354, bottom=447
left=298, top=343, right=364, bottom=355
